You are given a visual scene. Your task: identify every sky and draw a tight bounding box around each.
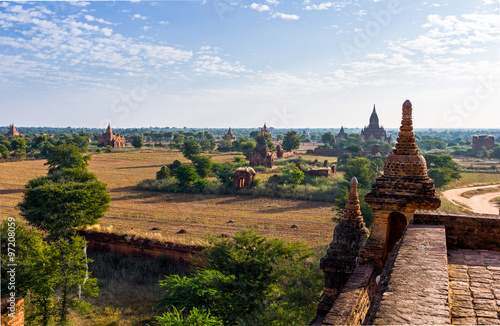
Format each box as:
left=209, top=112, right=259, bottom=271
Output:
left=0, top=0, right=499, bottom=129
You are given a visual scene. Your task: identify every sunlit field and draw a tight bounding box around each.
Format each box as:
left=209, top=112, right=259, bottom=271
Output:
left=0, top=148, right=337, bottom=247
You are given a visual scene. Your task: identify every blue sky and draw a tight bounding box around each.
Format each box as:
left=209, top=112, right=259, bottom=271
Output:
left=0, top=0, right=499, bottom=128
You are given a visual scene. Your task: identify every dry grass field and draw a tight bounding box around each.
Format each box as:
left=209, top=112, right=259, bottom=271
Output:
left=0, top=148, right=337, bottom=248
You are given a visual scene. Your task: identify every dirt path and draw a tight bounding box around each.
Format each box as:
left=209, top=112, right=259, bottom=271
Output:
left=443, top=184, right=500, bottom=214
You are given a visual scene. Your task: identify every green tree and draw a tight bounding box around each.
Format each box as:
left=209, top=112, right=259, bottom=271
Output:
left=321, top=132, right=335, bottom=146
left=491, top=147, right=500, bottom=160
left=45, top=144, right=90, bottom=174
left=240, top=140, right=256, bottom=159
left=10, top=137, right=26, bottom=151
left=172, top=165, right=199, bottom=188
left=423, top=154, right=461, bottom=188
left=190, top=155, right=213, bottom=179
left=217, top=135, right=233, bottom=152
left=343, top=157, right=379, bottom=188
left=157, top=230, right=320, bottom=326
left=182, top=139, right=202, bottom=159
left=132, top=135, right=143, bottom=148
left=156, top=166, right=171, bottom=180
left=282, top=131, right=301, bottom=152
left=0, top=143, right=8, bottom=158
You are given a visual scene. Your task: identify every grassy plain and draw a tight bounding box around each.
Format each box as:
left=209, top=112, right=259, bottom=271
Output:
left=0, top=148, right=337, bottom=247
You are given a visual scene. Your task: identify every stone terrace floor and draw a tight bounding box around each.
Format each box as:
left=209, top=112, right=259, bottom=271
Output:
left=448, top=249, right=500, bottom=325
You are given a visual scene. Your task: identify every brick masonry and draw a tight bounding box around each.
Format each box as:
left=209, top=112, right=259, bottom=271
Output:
left=413, top=210, right=500, bottom=252
left=369, top=225, right=450, bottom=325
left=448, top=249, right=500, bottom=325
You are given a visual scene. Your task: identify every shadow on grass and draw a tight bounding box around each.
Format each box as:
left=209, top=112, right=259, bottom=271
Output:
left=115, top=164, right=165, bottom=170
left=0, top=188, right=24, bottom=195
left=258, top=201, right=331, bottom=214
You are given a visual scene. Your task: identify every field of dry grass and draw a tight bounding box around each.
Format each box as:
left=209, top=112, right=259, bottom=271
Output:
left=0, top=148, right=337, bottom=248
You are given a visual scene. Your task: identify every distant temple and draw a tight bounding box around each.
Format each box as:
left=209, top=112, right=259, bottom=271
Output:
left=224, top=127, right=237, bottom=141
left=98, top=124, right=125, bottom=148
left=337, top=126, right=347, bottom=140
left=5, top=124, right=22, bottom=137
left=472, top=134, right=495, bottom=151
left=360, top=105, right=391, bottom=143
left=262, top=123, right=272, bottom=139
left=249, top=129, right=274, bottom=168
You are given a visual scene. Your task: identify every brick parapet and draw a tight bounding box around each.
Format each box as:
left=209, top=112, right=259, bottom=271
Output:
left=413, top=210, right=500, bottom=251
left=319, top=263, right=377, bottom=326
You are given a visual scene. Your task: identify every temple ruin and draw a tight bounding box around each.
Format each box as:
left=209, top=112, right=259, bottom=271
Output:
left=97, top=124, right=126, bottom=148
left=360, top=105, right=391, bottom=143
left=472, top=134, right=495, bottom=151
left=249, top=129, right=274, bottom=168
left=4, top=124, right=22, bottom=137
left=224, top=127, right=237, bottom=141
left=233, top=167, right=256, bottom=189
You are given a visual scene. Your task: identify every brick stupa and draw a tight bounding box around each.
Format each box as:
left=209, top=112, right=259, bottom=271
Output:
left=249, top=129, right=274, bottom=168
left=318, top=176, right=370, bottom=313
left=361, top=100, right=440, bottom=268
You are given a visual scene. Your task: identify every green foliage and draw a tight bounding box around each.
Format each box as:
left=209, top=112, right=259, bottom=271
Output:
left=19, top=173, right=111, bottom=238
left=239, top=140, right=256, bottom=159
left=169, top=160, right=182, bottom=171
left=190, top=155, right=213, bottom=179
left=45, top=144, right=90, bottom=174
left=321, top=132, right=335, bottom=146
left=0, top=222, right=98, bottom=325
left=10, top=137, right=26, bottom=150
left=417, top=136, right=446, bottom=151
left=281, top=167, right=305, bottom=185
left=343, top=157, right=379, bottom=188
left=423, top=154, right=461, bottom=188
left=0, top=143, right=8, bottom=158
left=156, top=166, right=171, bottom=180
left=491, top=147, right=500, bottom=160
left=132, top=134, right=143, bottom=148
left=200, top=138, right=216, bottom=152
left=156, top=307, right=223, bottom=326
left=182, top=139, right=202, bottom=159
left=282, top=131, right=301, bottom=152
left=217, top=135, right=233, bottom=152
left=172, top=165, right=200, bottom=188
left=157, top=230, right=321, bottom=326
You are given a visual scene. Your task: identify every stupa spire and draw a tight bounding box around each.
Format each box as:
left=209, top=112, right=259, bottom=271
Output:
left=343, top=177, right=363, bottom=222
left=393, top=100, right=419, bottom=156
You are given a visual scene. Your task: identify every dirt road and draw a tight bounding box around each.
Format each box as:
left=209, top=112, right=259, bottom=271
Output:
left=443, top=184, right=500, bottom=215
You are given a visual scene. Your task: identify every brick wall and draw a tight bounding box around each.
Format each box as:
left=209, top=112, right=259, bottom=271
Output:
left=319, top=263, right=377, bottom=325
left=1, top=298, right=24, bottom=326
left=413, top=210, right=500, bottom=251
left=79, top=231, right=204, bottom=265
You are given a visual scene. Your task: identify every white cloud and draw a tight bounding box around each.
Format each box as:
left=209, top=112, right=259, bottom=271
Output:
left=271, top=12, right=299, bottom=20
left=101, top=27, right=113, bottom=36
left=143, top=26, right=151, bottom=31
left=68, top=1, right=90, bottom=7
left=132, top=14, right=147, bottom=20
left=250, top=3, right=270, bottom=12
left=266, top=0, right=279, bottom=4
left=305, top=2, right=334, bottom=10
left=159, top=20, right=169, bottom=25
left=84, top=14, right=112, bottom=25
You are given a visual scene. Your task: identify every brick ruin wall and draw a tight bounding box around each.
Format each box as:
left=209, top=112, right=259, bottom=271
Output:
left=78, top=231, right=204, bottom=266
left=413, top=210, right=500, bottom=251
left=316, top=210, right=500, bottom=325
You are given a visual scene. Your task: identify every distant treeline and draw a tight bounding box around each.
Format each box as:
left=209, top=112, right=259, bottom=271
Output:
left=1, top=126, right=499, bottom=141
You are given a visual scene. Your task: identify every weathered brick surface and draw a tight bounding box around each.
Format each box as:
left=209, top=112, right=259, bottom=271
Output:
left=448, top=249, right=500, bottom=325
left=321, top=263, right=377, bottom=326
left=414, top=210, right=500, bottom=251
left=370, top=225, right=450, bottom=325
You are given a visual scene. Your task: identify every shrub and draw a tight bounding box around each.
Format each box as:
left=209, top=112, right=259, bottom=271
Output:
left=156, top=166, right=171, bottom=180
